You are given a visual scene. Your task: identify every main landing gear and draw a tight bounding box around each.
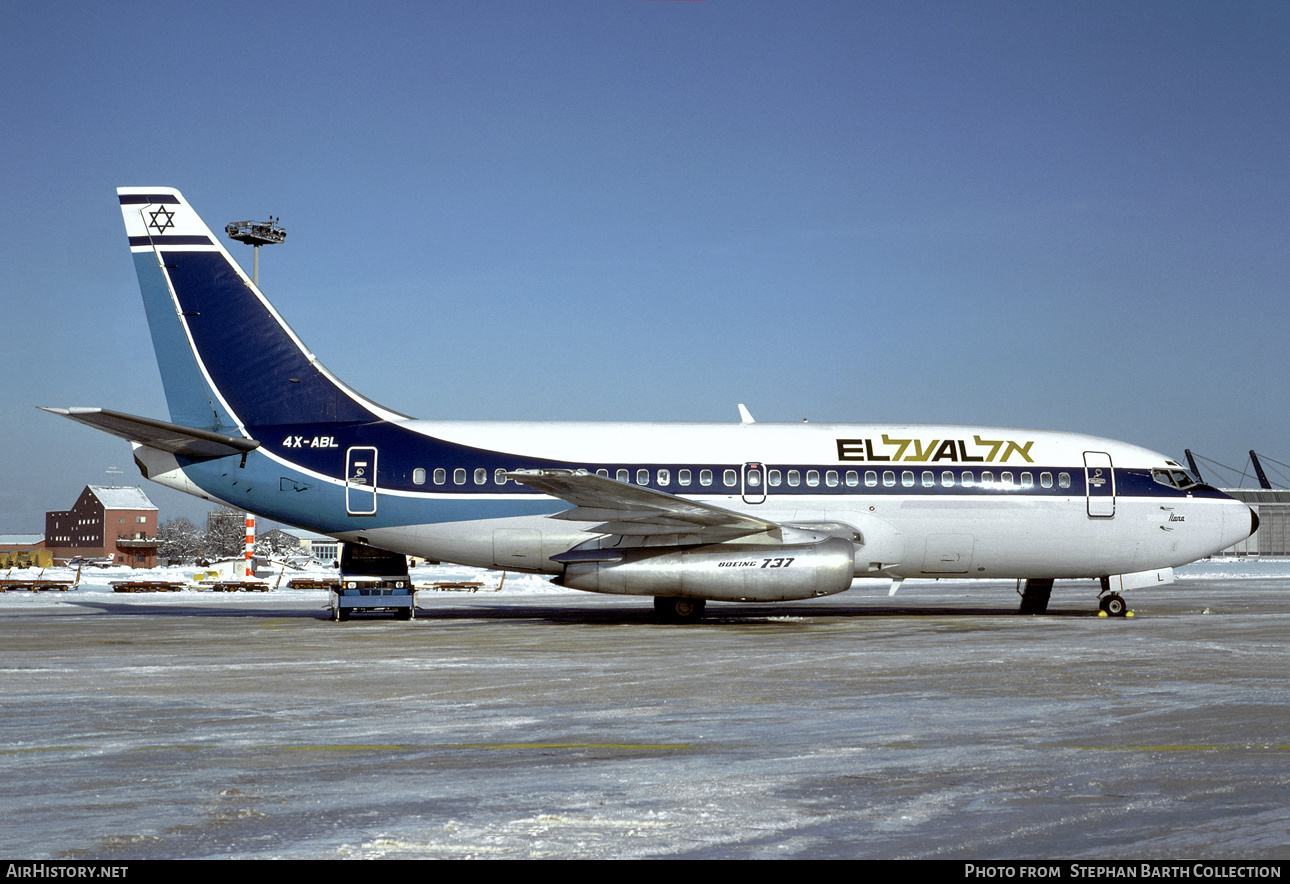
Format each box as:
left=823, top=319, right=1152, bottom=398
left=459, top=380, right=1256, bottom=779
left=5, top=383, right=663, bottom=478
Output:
left=1018, top=578, right=1054, bottom=614
left=654, top=596, right=706, bottom=623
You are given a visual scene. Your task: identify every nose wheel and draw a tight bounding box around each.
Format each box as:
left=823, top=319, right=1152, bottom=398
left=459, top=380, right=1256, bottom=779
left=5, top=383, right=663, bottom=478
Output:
left=1099, top=593, right=1127, bottom=617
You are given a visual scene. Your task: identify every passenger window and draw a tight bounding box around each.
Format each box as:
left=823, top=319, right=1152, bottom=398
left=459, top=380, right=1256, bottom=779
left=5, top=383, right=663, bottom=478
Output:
left=596, top=469, right=608, bottom=478
left=1001, top=471, right=1014, bottom=487
left=1021, top=472, right=1033, bottom=489
left=788, top=470, right=801, bottom=487
left=433, top=468, right=446, bottom=485
left=807, top=470, right=820, bottom=487
left=474, top=468, right=487, bottom=485
left=1040, top=472, right=1053, bottom=488
left=413, top=468, right=426, bottom=486
left=637, top=469, right=650, bottom=485
left=1058, top=472, right=1071, bottom=489
left=617, top=469, right=629, bottom=483
left=981, top=471, right=994, bottom=486
left=453, top=468, right=466, bottom=485
left=723, top=469, right=737, bottom=487
left=941, top=470, right=954, bottom=487
left=768, top=469, right=782, bottom=487
left=921, top=471, right=934, bottom=487
left=883, top=471, right=895, bottom=487
left=700, top=469, right=713, bottom=486
left=846, top=470, right=859, bottom=487
left=657, top=468, right=670, bottom=486
left=865, top=470, right=877, bottom=487
left=961, top=471, right=974, bottom=487
left=825, top=470, right=838, bottom=487
left=902, top=471, right=915, bottom=487
left=746, top=470, right=762, bottom=488
left=495, top=468, right=508, bottom=485
left=679, top=469, right=692, bottom=486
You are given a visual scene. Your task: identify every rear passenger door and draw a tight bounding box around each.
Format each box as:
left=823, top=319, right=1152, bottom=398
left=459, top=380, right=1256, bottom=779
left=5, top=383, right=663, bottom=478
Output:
left=346, top=446, right=378, bottom=515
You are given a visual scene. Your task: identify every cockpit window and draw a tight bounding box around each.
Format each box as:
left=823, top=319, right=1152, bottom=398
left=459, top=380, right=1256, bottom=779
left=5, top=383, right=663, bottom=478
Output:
left=1152, top=469, right=1198, bottom=490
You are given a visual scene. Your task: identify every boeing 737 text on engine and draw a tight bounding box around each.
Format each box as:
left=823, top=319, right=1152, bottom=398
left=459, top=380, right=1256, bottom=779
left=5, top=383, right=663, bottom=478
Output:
left=44, top=188, right=1258, bottom=621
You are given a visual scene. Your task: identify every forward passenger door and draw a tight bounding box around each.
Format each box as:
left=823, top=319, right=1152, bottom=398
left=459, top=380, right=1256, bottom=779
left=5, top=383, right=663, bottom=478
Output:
left=1083, top=451, right=1115, bottom=518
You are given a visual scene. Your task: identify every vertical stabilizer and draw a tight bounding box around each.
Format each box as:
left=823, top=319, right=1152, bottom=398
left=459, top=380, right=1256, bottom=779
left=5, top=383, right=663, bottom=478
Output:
left=117, top=188, right=405, bottom=430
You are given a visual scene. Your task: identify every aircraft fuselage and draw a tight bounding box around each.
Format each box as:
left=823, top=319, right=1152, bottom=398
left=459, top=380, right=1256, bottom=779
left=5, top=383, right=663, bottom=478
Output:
left=135, top=416, right=1252, bottom=584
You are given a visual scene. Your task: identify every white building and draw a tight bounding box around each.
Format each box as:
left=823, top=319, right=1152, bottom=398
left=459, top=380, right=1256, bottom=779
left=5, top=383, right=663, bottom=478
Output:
left=279, top=528, right=340, bottom=564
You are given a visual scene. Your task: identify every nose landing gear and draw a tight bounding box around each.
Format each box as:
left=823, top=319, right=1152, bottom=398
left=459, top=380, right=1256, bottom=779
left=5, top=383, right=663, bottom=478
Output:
left=1099, top=592, right=1128, bottom=617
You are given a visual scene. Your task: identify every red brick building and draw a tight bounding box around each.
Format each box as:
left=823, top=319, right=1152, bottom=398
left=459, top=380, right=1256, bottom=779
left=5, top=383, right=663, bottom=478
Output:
left=44, top=486, right=160, bottom=568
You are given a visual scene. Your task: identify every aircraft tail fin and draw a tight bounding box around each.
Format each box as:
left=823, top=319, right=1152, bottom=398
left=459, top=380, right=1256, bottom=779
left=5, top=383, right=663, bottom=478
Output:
left=117, top=187, right=404, bottom=430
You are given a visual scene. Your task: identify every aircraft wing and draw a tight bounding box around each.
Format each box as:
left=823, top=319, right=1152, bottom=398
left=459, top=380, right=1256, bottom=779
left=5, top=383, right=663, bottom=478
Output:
left=40, top=407, right=259, bottom=460
left=505, top=469, right=780, bottom=538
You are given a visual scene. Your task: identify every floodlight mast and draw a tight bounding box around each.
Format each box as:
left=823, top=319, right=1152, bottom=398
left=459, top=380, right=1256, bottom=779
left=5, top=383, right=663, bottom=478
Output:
left=225, top=218, right=286, bottom=285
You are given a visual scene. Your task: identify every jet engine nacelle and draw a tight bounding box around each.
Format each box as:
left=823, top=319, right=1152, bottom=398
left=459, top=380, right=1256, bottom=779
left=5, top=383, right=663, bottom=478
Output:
left=557, top=536, right=856, bottom=602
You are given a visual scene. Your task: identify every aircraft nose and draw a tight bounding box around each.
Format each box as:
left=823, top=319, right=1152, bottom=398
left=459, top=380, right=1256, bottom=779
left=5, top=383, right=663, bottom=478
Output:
left=1217, top=497, right=1259, bottom=553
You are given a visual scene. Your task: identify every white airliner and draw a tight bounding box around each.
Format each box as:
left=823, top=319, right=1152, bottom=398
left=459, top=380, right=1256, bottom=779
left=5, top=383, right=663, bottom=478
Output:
left=45, top=188, right=1258, bottom=620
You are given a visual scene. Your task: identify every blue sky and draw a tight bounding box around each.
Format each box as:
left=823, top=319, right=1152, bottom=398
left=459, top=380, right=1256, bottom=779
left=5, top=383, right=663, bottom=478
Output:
left=3, top=1, right=1289, bottom=530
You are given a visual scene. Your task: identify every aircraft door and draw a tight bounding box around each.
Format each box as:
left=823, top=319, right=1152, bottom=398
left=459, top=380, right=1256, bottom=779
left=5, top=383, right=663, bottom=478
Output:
left=1083, top=451, right=1115, bottom=518
left=742, top=462, right=767, bottom=504
left=346, top=446, right=378, bottom=515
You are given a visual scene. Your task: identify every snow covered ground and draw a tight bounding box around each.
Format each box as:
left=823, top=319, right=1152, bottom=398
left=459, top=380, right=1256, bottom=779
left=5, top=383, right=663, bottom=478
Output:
left=8, top=554, right=1286, bottom=603
left=0, top=558, right=1286, bottom=859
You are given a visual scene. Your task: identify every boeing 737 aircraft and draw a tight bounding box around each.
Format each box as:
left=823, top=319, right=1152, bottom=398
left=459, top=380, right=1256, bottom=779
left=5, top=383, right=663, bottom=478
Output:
left=45, top=188, right=1258, bottom=620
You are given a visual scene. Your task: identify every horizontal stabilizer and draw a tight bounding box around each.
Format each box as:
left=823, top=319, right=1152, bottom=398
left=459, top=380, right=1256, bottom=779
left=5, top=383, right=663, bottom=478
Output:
left=40, top=407, right=259, bottom=459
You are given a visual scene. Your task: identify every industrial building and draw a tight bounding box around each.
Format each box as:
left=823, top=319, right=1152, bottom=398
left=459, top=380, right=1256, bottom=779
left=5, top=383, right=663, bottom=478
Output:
left=44, top=486, right=159, bottom=568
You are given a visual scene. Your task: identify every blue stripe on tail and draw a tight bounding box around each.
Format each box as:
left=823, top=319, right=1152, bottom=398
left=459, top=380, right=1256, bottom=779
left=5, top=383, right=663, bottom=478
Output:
left=131, top=250, right=234, bottom=430
left=161, top=251, right=379, bottom=426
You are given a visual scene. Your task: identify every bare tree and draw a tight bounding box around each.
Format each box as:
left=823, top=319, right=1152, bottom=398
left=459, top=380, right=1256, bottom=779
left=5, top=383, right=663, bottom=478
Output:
left=255, top=528, right=302, bottom=559
left=158, top=517, right=204, bottom=564
left=204, top=507, right=247, bottom=560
